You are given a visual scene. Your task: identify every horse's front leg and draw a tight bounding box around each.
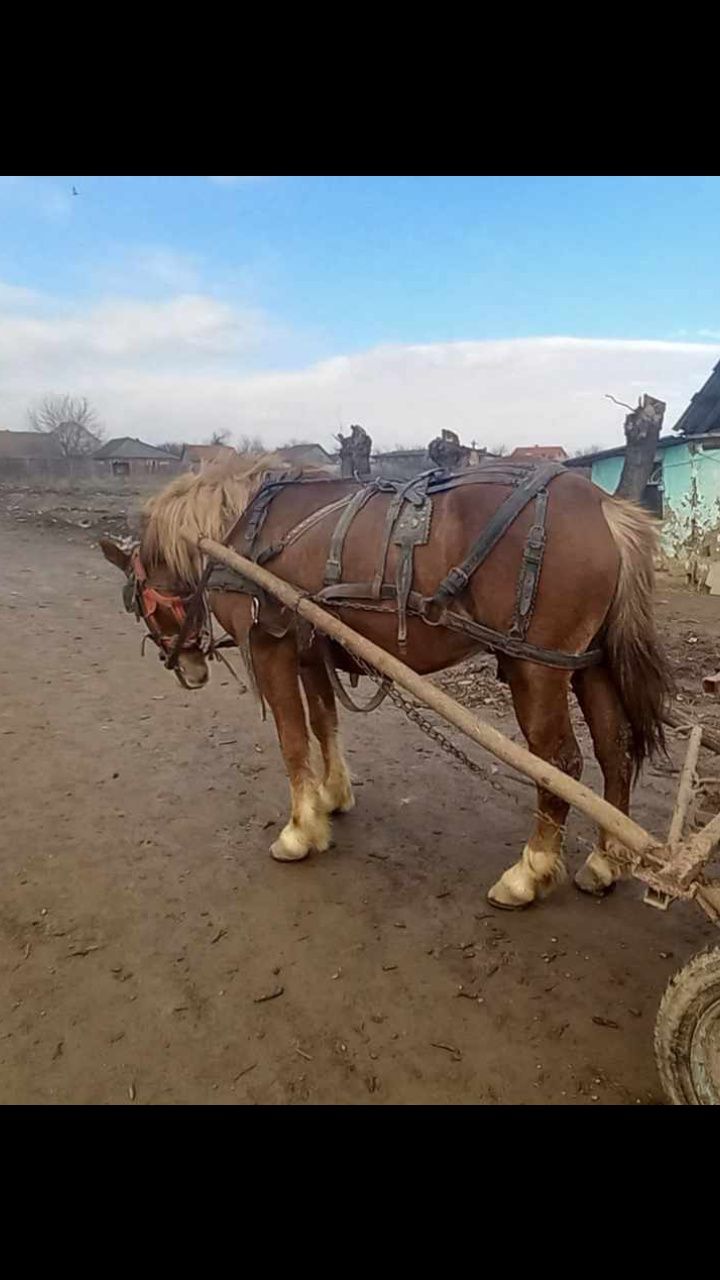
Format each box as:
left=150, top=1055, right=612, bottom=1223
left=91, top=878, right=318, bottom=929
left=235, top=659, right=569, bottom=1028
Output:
left=251, top=629, right=330, bottom=861
left=488, top=663, right=582, bottom=909
left=300, top=658, right=355, bottom=815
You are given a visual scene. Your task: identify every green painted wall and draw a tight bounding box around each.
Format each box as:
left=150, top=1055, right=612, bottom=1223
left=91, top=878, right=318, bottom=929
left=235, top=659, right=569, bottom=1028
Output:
left=589, top=454, right=623, bottom=495
left=589, top=442, right=720, bottom=558
left=660, top=442, right=720, bottom=557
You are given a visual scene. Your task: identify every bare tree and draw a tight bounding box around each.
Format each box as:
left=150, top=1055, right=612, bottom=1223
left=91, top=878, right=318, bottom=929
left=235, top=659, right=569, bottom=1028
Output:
left=236, top=433, right=265, bottom=454
left=574, top=443, right=603, bottom=457
left=206, top=429, right=232, bottom=447
left=488, top=442, right=509, bottom=457
left=28, top=395, right=103, bottom=456
left=158, top=441, right=185, bottom=458
left=614, top=394, right=666, bottom=501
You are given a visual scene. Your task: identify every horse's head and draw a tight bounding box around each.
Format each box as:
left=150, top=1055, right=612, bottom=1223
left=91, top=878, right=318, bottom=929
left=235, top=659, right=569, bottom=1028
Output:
left=99, top=535, right=210, bottom=690
left=99, top=453, right=283, bottom=691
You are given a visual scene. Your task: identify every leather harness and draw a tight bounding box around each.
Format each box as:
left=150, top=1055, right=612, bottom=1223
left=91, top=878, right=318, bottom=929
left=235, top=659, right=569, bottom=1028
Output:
left=205, top=460, right=603, bottom=672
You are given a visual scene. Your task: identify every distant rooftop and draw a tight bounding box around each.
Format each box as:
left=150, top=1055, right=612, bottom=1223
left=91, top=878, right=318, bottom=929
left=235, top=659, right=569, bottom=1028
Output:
left=94, top=437, right=176, bottom=461
left=509, top=445, right=568, bottom=461
left=279, top=443, right=334, bottom=464
left=181, top=443, right=235, bottom=462
left=0, top=430, right=63, bottom=459
left=566, top=436, right=686, bottom=468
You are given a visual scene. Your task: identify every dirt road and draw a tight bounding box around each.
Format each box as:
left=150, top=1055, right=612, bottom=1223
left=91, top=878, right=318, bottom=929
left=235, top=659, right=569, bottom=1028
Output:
left=1, top=508, right=718, bottom=1104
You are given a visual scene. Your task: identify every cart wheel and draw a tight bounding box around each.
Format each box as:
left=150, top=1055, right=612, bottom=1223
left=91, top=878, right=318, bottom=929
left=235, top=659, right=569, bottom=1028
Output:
left=654, top=945, right=720, bottom=1104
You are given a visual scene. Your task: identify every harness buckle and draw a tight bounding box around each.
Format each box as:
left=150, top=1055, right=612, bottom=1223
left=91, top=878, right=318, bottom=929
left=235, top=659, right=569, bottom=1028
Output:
left=445, top=566, right=469, bottom=594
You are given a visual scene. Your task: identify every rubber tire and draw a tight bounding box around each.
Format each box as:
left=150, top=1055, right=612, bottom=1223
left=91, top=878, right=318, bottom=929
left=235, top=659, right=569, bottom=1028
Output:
left=654, top=945, right=720, bottom=1105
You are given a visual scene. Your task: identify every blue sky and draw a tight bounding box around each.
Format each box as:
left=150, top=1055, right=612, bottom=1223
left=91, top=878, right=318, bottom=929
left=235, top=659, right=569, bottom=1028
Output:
left=1, top=175, right=719, bottom=449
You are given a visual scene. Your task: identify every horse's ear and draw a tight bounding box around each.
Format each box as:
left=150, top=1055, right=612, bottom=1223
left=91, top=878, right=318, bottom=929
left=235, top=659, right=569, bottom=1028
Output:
left=99, top=536, right=132, bottom=572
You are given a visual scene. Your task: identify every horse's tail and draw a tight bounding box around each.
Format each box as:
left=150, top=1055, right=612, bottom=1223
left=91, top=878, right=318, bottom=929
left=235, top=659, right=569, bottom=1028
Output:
left=601, top=496, right=673, bottom=776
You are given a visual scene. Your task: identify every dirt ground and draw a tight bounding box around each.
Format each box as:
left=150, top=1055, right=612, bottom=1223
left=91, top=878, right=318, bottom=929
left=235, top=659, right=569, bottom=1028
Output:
left=1, top=480, right=719, bottom=1105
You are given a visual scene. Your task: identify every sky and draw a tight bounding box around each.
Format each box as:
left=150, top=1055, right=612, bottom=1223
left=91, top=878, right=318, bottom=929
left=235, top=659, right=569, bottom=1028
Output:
left=1, top=174, right=719, bottom=453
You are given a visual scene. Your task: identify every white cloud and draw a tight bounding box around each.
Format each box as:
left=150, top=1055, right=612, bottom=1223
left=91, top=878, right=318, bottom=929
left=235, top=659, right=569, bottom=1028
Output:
left=0, top=276, right=718, bottom=449
left=0, top=281, right=45, bottom=309
left=0, top=291, right=268, bottom=367
left=91, top=245, right=203, bottom=294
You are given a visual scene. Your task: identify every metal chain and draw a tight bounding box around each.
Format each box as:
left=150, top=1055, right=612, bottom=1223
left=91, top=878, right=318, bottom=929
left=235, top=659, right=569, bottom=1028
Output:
left=300, top=598, right=605, bottom=853
left=382, top=678, right=503, bottom=786
left=331, top=637, right=514, bottom=797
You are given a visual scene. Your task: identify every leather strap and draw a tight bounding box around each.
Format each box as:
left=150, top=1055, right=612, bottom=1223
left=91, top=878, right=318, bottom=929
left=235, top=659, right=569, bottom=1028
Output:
left=430, top=462, right=565, bottom=609
left=510, top=488, right=549, bottom=640
left=256, top=494, right=354, bottom=566
left=324, top=485, right=378, bottom=585
left=312, top=582, right=603, bottom=670
left=370, top=476, right=428, bottom=599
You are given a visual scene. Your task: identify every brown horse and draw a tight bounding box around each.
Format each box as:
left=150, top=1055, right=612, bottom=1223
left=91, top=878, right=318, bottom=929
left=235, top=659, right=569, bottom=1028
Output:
left=99, top=453, right=671, bottom=910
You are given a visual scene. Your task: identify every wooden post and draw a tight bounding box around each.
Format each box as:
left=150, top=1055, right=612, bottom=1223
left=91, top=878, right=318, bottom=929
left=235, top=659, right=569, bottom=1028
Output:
left=667, top=725, right=702, bottom=849
left=199, top=537, right=664, bottom=863
left=615, top=394, right=666, bottom=502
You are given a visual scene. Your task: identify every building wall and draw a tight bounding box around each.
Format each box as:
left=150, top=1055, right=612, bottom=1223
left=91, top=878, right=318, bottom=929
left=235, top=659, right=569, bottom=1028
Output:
left=371, top=451, right=430, bottom=480
left=589, top=454, right=624, bottom=494
left=661, top=442, right=720, bottom=559
left=589, top=442, right=720, bottom=560
left=96, top=458, right=182, bottom=477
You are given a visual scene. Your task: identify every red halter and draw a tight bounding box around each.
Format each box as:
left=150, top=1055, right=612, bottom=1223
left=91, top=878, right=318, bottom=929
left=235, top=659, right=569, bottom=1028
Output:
left=127, top=547, right=206, bottom=663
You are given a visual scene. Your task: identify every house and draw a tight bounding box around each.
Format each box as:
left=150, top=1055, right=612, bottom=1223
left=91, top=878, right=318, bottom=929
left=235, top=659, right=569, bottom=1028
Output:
left=277, top=443, right=336, bottom=469
left=181, top=443, right=236, bottom=472
left=0, top=430, right=63, bottom=477
left=93, top=437, right=181, bottom=477
left=371, top=449, right=431, bottom=480
left=509, top=445, right=568, bottom=462
left=372, top=442, right=490, bottom=480
left=566, top=361, right=720, bottom=562
left=672, top=360, right=720, bottom=438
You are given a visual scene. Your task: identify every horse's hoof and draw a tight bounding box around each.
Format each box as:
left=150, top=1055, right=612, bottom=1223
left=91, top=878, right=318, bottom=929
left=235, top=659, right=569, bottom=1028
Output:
left=271, top=833, right=311, bottom=862
left=487, top=892, right=532, bottom=912
left=573, top=866, right=616, bottom=897
left=486, top=878, right=535, bottom=911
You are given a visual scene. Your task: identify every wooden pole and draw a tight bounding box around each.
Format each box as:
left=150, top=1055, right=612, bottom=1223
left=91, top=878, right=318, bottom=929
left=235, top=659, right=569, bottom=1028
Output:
left=673, top=811, right=720, bottom=884
left=199, top=537, right=663, bottom=863
left=667, top=725, right=702, bottom=848
left=615, top=393, right=666, bottom=502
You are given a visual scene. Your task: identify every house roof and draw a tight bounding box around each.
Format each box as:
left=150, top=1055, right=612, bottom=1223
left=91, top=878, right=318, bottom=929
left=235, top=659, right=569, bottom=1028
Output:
left=279, top=443, right=334, bottom=464
left=93, top=437, right=176, bottom=461
left=509, top=445, right=568, bottom=461
left=373, top=449, right=429, bottom=460
left=673, top=361, right=720, bottom=436
left=0, top=430, right=64, bottom=459
left=566, top=436, right=685, bottom=468
left=181, top=443, right=235, bottom=463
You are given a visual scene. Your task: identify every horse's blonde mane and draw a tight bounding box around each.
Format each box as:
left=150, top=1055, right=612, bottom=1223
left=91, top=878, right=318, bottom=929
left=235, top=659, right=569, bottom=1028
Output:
left=141, top=452, right=283, bottom=584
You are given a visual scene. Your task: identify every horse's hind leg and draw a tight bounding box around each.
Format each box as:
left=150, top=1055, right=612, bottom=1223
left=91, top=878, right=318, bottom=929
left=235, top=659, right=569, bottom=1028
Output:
left=251, top=630, right=330, bottom=861
left=300, top=659, right=355, bottom=815
left=571, top=665, right=633, bottom=895
left=488, top=662, right=582, bottom=909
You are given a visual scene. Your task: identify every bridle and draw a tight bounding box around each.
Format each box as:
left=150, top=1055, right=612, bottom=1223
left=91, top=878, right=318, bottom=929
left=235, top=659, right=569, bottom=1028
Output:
left=123, top=545, right=213, bottom=671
